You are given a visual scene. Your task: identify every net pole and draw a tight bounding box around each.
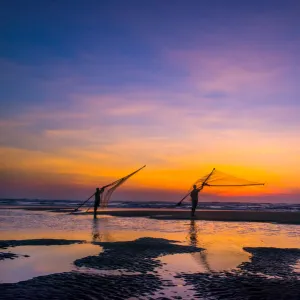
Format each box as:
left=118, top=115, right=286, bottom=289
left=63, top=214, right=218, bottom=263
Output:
left=72, top=193, right=95, bottom=213
left=86, top=165, right=146, bottom=212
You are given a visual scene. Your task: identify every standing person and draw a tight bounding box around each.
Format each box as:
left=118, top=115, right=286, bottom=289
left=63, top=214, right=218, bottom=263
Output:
left=190, top=185, right=200, bottom=217
left=93, top=187, right=104, bottom=219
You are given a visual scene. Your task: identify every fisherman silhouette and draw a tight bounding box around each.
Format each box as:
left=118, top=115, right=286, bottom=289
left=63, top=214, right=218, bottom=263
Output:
left=190, top=184, right=200, bottom=217
left=94, top=187, right=104, bottom=219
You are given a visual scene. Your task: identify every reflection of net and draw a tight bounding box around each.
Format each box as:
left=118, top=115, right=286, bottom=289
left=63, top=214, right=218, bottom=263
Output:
left=101, top=166, right=145, bottom=208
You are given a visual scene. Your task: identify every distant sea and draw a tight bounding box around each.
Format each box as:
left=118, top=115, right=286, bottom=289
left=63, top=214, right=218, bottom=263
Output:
left=0, top=198, right=299, bottom=212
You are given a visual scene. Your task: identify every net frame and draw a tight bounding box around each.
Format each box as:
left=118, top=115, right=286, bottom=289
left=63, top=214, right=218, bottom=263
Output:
left=100, top=165, right=146, bottom=208
left=177, top=168, right=264, bottom=206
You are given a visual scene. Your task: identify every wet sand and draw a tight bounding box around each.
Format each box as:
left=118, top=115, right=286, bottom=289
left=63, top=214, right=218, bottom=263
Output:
left=1, top=206, right=300, bottom=224
left=1, top=237, right=299, bottom=299
left=181, top=271, right=300, bottom=300
left=0, top=239, right=85, bottom=249
left=75, top=237, right=203, bottom=273
left=0, top=252, right=26, bottom=261
left=1, top=210, right=299, bottom=299
left=0, top=238, right=201, bottom=299
left=1, top=272, right=165, bottom=300
left=180, top=247, right=300, bottom=300
left=89, top=209, right=300, bottom=224
left=240, top=247, right=300, bottom=277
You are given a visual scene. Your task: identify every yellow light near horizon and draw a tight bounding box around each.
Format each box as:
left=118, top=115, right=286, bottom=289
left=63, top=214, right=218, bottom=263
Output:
left=1, top=145, right=299, bottom=198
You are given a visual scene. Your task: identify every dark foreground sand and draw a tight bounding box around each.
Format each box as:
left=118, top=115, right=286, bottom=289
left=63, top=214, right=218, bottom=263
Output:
left=0, top=237, right=299, bottom=299
left=180, top=247, right=300, bottom=300
left=0, top=239, right=85, bottom=249
left=0, top=252, right=27, bottom=261
left=75, top=238, right=203, bottom=273
left=181, top=272, right=300, bottom=300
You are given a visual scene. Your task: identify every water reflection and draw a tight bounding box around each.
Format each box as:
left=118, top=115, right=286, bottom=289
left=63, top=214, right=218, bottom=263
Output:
left=1, top=210, right=299, bottom=277
left=189, top=219, right=198, bottom=247
left=91, top=217, right=115, bottom=243
left=0, top=244, right=101, bottom=283
left=188, top=220, right=213, bottom=272
left=92, top=218, right=100, bottom=242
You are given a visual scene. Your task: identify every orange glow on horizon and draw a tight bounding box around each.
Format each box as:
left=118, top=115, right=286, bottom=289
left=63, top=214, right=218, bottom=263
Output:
left=1, top=143, right=299, bottom=201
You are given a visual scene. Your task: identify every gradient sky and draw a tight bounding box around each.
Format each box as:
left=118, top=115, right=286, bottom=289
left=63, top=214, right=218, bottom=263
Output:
left=0, top=0, right=299, bottom=202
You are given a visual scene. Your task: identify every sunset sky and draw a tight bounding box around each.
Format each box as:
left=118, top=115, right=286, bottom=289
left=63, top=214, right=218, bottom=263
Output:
left=1, top=1, right=299, bottom=202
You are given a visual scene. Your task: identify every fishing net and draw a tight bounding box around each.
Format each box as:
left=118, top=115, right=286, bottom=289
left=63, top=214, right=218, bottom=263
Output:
left=177, top=168, right=264, bottom=205
left=195, top=169, right=263, bottom=188
left=100, top=165, right=146, bottom=208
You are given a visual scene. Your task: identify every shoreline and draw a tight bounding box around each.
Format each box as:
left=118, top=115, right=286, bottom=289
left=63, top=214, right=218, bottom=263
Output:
left=91, top=209, right=300, bottom=224
left=1, top=206, right=300, bottom=224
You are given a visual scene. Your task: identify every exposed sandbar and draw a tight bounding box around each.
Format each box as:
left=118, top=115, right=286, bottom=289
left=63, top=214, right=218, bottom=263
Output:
left=180, top=246, right=300, bottom=299
left=87, top=209, right=300, bottom=225
left=1, top=206, right=300, bottom=224
left=241, top=247, right=300, bottom=277
left=181, top=272, right=300, bottom=300
left=0, top=272, right=164, bottom=300
left=1, top=239, right=299, bottom=299
left=0, top=239, right=85, bottom=249
left=0, top=252, right=29, bottom=261
left=75, top=237, right=203, bottom=273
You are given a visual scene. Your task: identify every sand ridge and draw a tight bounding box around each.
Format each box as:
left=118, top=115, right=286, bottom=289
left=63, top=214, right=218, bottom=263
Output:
left=1, top=237, right=300, bottom=299
left=0, top=239, right=86, bottom=249
left=0, top=252, right=29, bottom=261
left=75, top=237, right=203, bottom=273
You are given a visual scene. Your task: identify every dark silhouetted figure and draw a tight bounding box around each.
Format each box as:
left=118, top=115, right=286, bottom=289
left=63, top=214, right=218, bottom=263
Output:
left=93, top=187, right=104, bottom=219
left=190, top=185, right=200, bottom=217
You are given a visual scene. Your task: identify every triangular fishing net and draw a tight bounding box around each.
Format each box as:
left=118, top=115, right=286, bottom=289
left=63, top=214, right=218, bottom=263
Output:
left=196, top=169, right=263, bottom=188
left=177, top=168, right=264, bottom=205
left=101, top=165, right=146, bottom=208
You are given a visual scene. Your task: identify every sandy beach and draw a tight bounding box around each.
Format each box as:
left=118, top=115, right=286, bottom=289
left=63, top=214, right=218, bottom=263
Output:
left=0, top=208, right=299, bottom=299
left=87, top=208, right=300, bottom=224
left=2, top=206, right=300, bottom=224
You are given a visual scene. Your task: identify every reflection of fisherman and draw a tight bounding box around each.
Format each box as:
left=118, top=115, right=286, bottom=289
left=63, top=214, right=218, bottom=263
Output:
left=92, top=218, right=100, bottom=242
left=190, top=185, right=200, bottom=217
left=189, top=219, right=198, bottom=246
left=94, top=187, right=104, bottom=219
left=188, top=219, right=212, bottom=272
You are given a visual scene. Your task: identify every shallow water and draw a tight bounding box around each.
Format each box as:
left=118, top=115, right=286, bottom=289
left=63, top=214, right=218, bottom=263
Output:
left=0, top=209, right=299, bottom=297
left=0, top=244, right=101, bottom=283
